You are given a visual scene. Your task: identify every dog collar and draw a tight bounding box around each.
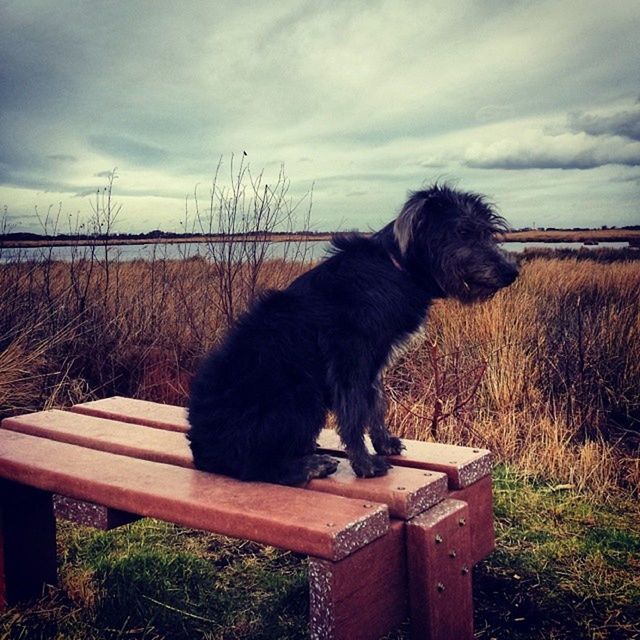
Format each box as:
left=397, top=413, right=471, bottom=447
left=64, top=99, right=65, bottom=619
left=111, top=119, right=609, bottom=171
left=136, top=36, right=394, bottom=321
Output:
left=390, top=254, right=404, bottom=271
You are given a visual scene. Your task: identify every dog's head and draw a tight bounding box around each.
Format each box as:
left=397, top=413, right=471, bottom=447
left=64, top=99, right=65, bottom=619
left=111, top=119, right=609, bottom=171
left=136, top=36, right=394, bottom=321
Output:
left=393, top=184, right=518, bottom=303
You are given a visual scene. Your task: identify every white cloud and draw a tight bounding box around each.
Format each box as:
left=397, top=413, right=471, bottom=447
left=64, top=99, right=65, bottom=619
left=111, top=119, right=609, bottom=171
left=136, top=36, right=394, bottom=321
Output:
left=463, top=131, right=640, bottom=170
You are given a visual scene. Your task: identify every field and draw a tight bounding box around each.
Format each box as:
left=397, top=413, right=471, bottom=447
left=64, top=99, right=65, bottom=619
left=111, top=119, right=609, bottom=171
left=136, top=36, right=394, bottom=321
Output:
left=0, top=246, right=638, bottom=638
left=1, top=247, right=637, bottom=495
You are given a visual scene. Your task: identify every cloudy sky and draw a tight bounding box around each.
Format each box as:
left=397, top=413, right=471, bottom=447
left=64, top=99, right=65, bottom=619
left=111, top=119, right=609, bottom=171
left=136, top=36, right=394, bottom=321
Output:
left=1, top=0, right=639, bottom=233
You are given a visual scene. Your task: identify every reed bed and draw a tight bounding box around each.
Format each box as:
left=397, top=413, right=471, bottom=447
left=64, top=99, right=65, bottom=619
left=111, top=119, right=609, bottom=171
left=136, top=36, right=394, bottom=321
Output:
left=0, top=251, right=638, bottom=497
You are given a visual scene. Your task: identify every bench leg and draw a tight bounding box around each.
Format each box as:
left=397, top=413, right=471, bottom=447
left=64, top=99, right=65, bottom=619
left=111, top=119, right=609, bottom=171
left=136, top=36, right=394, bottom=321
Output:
left=450, top=475, right=495, bottom=564
left=53, top=495, right=140, bottom=530
left=0, top=480, right=57, bottom=609
left=406, top=499, right=473, bottom=640
left=309, top=520, right=407, bottom=640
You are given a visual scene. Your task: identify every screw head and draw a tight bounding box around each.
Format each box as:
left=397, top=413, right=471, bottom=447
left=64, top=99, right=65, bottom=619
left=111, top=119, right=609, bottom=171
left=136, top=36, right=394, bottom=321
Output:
left=437, top=582, right=445, bottom=592
left=458, top=518, right=466, bottom=527
left=435, top=534, right=443, bottom=544
left=449, top=550, right=457, bottom=558
left=462, top=566, right=470, bottom=575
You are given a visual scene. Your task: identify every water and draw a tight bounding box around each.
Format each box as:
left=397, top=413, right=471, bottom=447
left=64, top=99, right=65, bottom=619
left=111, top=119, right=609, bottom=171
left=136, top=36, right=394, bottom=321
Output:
left=0, top=239, right=632, bottom=263
left=501, top=241, right=630, bottom=253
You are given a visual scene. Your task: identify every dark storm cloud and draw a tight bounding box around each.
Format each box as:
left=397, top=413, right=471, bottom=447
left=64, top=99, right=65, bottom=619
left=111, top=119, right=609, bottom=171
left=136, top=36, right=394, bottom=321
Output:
left=569, top=108, right=640, bottom=141
left=464, top=150, right=640, bottom=170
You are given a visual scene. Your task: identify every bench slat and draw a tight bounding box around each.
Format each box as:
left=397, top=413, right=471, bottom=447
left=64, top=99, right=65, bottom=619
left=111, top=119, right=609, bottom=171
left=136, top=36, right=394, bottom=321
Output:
left=3, top=411, right=447, bottom=520
left=0, top=430, right=388, bottom=561
left=71, top=396, right=187, bottom=432
left=318, top=431, right=492, bottom=489
left=72, top=397, right=492, bottom=488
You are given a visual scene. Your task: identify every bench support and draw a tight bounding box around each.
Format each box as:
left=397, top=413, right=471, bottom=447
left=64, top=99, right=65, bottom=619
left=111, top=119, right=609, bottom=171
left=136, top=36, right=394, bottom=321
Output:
left=53, top=495, right=139, bottom=530
left=450, top=475, right=495, bottom=564
left=309, top=521, right=408, bottom=640
left=0, top=480, right=57, bottom=608
left=407, top=499, right=474, bottom=640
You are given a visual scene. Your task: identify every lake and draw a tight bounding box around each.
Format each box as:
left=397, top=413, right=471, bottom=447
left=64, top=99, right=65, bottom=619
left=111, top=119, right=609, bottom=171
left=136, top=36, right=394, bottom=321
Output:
left=0, top=240, right=632, bottom=263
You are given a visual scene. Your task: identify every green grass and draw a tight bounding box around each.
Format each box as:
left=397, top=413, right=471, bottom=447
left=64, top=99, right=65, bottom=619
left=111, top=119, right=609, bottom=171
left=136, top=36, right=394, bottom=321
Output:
left=2, top=467, right=638, bottom=640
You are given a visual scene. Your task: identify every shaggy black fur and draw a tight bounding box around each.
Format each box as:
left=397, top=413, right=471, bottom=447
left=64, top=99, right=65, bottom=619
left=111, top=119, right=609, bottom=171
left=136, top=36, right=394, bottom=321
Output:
left=188, top=184, right=518, bottom=485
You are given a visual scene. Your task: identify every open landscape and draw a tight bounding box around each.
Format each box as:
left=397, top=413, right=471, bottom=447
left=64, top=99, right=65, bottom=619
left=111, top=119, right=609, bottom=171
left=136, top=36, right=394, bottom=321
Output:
left=0, top=238, right=638, bottom=638
left=3, top=1, right=639, bottom=637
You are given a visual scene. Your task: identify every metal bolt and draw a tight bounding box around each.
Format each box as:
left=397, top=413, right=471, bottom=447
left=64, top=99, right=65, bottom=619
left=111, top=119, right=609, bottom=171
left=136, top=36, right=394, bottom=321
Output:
left=459, top=518, right=466, bottom=527
left=462, top=566, right=470, bottom=575
left=435, top=534, right=443, bottom=544
left=363, top=503, right=373, bottom=508
left=396, top=486, right=406, bottom=491
left=326, top=522, right=336, bottom=528
left=449, top=550, right=456, bottom=558
left=436, top=582, right=445, bottom=593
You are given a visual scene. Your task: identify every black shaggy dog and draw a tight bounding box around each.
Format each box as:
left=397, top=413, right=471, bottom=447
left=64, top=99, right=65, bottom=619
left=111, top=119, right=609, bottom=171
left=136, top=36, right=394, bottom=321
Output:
left=188, top=184, right=518, bottom=485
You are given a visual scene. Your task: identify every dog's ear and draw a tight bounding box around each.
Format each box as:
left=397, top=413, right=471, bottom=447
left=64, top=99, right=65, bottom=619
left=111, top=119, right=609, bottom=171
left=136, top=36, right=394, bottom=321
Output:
left=393, top=196, right=418, bottom=255
left=393, top=190, right=432, bottom=255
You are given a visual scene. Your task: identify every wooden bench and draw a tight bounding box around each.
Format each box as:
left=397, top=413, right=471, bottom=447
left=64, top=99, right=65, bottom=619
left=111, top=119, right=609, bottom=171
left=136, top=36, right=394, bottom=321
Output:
left=0, top=397, right=495, bottom=639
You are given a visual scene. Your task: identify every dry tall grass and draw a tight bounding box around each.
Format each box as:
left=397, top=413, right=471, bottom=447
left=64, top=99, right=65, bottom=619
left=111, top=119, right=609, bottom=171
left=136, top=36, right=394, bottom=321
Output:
left=387, top=259, right=640, bottom=495
left=0, top=252, right=638, bottom=497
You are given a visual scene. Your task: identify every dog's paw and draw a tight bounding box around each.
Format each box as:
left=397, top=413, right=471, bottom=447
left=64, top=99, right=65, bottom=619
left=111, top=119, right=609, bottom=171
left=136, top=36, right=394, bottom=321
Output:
left=372, top=435, right=405, bottom=456
left=350, top=454, right=391, bottom=478
left=307, top=454, right=340, bottom=479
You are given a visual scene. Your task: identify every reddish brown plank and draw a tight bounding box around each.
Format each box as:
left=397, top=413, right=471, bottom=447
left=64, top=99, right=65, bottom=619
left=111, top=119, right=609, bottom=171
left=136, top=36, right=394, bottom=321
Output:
left=1, top=480, right=57, bottom=609
left=450, top=475, right=495, bottom=563
left=72, top=396, right=188, bottom=432
left=318, top=429, right=492, bottom=489
left=406, top=499, right=474, bottom=640
left=0, top=430, right=388, bottom=561
left=71, top=398, right=492, bottom=488
left=5, top=410, right=447, bottom=520
left=309, top=520, right=407, bottom=640
left=3, top=410, right=193, bottom=468
left=310, top=461, right=446, bottom=520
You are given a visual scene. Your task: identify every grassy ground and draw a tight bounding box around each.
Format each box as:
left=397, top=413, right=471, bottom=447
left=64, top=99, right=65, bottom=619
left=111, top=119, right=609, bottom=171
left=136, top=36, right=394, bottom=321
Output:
left=1, top=467, right=638, bottom=640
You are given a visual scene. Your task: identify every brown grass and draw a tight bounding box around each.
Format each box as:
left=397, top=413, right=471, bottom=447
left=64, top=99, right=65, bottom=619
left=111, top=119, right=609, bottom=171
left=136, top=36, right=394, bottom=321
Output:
left=0, top=253, right=638, bottom=497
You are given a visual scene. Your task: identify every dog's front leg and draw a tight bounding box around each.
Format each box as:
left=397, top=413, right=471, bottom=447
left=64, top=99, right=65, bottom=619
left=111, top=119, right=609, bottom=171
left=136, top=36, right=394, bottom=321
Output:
left=333, top=381, right=392, bottom=478
left=368, top=377, right=405, bottom=456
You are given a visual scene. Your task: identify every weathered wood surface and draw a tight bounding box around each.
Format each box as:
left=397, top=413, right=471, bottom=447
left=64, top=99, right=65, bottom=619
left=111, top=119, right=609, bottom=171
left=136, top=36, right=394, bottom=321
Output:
left=71, top=396, right=187, bottom=432
left=451, top=475, right=495, bottom=563
left=406, top=499, right=474, bottom=640
left=309, top=521, right=408, bottom=640
left=71, top=397, right=492, bottom=488
left=1, top=397, right=495, bottom=637
left=318, top=429, right=492, bottom=489
left=0, top=429, right=388, bottom=561
left=5, top=410, right=448, bottom=520
left=52, top=495, right=139, bottom=530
